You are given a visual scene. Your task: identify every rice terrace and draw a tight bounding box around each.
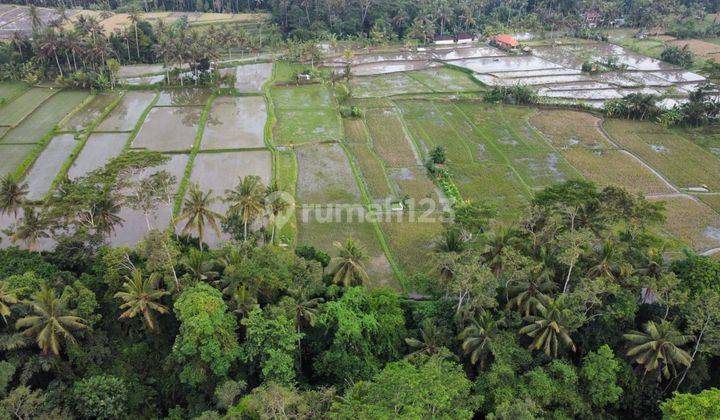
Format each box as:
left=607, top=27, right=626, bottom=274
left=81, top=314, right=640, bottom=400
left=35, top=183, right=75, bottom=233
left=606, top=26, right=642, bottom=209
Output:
left=1, top=6, right=720, bottom=291
left=2, top=0, right=720, bottom=417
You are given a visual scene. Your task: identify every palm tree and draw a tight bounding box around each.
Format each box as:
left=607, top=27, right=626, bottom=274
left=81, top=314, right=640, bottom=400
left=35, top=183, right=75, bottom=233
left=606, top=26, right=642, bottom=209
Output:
left=177, top=183, right=223, bottom=251
left=433, top=227, right=468, bottom=253
left=224, top=175, right=266, bottom=241
left=406, top=319, right=447, bottom=359
left=15, top=284, right=89, bottom=355
left=230, top=285, right=258, bottom=319
left=114, top=269, right=169, bottom=330
left=128, top=9, right=142, bottom=60
left=587, top=240, right=631, bottom=280
left=265, top=182, right=291, bottom=245
left=482, top=226, right=518, bottom=276
left=507, top=270, right=556, bottom=317
left=330, top=238, right=369, bottom=287
left=37, top=29, right=64, bottom=77
left=519, top=298, right=576, bottom=357
left=90, top=195, right=124, bottom=236
left=12, top=207, right=49, bottom=252
left=624, top=321, right=693, bottom=381
left=0, top=282, right=19, bottom=324
left=0, top=174, right=28, bottom=219
left=181, top=248, right=217, bottom=282
left=459, top=312, right=505, bottom=368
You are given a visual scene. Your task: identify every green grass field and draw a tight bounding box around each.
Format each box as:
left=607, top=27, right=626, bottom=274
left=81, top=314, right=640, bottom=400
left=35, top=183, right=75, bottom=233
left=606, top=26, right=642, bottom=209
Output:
left=351, top=73, right=430, bottom=98
left=697, top=194, right=720, bottom=213
left=604, top=119, right=720, bottom=192
left=0, top=82, right=28, bottom=104
left=407, top=67, right=482, bottom=92
left=379, top=212, right=445, bottom=277
left=0, top=87, right=55, bottom=127
left=274, top=109, right=342, bottom=145
left=2, top=90, right=88, bottom=144
left=271, top=85, right=335, bottom=110
left=0, top=144, right=34, bottom=176
left=347, top=143, right=395, bottom=201
left=530, top=111, right=673, bottom=195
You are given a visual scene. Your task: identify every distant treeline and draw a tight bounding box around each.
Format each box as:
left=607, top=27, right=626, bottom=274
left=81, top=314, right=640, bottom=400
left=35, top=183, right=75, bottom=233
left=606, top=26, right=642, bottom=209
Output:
left=4, top=0, right=719, bottom=37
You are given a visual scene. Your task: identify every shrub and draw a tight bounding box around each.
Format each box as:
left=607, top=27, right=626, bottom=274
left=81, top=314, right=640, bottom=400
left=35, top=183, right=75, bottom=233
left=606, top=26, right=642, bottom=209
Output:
left=72, top=375, right=128, bottom=419
left=660, top=45, right=693, bottom=68
left=484, top=85, right=537, bottom=105
left=339, top=105, right=362, bottom=118
left=429, top=146, right=447, bottom=164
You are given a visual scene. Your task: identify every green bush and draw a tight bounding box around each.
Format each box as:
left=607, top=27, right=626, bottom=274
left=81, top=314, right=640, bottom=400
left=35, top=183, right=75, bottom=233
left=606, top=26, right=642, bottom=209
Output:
left=72, top=375, right=129, bottom=419
left=660, top=45, right=694, bottom=68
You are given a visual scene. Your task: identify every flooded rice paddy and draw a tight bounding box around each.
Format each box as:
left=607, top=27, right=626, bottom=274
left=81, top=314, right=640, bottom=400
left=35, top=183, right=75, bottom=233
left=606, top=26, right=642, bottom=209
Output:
left=202, top=96, right=267, bottom=149
left=220, top=62, right=273, bottom=91
left=96, top=91, right=156, bottom=132
left=132, top=106, right=202, bottom=152
left=67, top=133, right=128, bottom=179
left=24, top=134, right=77, bottom=200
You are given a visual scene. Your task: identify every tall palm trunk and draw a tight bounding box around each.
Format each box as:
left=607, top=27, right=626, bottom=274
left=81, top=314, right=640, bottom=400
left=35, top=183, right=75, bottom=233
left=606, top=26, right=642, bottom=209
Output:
left=134, top=23, right=140, bottom=60
left=54, top=52, right=64, bottom=77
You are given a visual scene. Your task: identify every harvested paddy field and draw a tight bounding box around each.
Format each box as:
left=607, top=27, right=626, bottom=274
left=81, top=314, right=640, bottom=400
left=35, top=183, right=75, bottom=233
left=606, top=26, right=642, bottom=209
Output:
left=202, top=96, right=267, bottom=149
left=61, top=93, right=121, bottom=132
left=296, top=207, right=398, bottom=289
left=67, top=133, right=128, bottom=179
left=604, top=119, right=720, bottom=192
left=364, top=108, right=419, bottom=167
left=379, top=213, right=445, bottom=277
left=132, top=106, right=202, bottom=152
left=0, top=87, right=55, bottom=127
left=530, top=110, right=673, bottom=195
left=2, top=90, right=88, bottom=144
left=650, top=196, right=720, bottom=251
left=296, top=143, right=361, bottom=205
left=23, top=134, right=77, bottom=200
left=96, top=91, right=156, bottom=132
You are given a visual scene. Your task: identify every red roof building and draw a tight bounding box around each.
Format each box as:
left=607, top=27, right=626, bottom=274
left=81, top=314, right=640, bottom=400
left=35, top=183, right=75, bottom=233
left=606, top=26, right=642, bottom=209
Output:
left=492, top=34, right=519, bottom=49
